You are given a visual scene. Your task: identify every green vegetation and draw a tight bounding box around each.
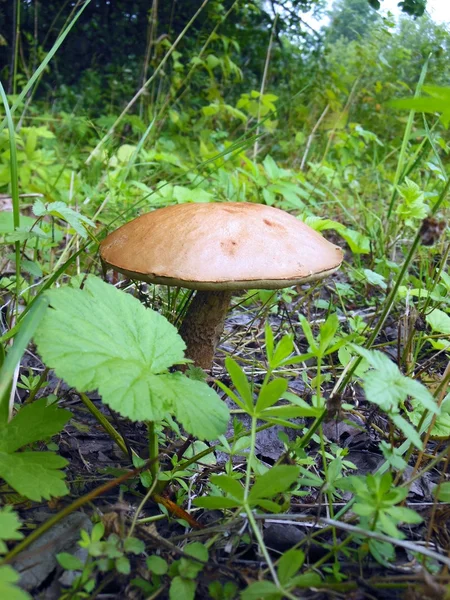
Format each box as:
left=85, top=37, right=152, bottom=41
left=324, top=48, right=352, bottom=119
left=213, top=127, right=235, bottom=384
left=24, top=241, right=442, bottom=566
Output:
left=1, top=0, right=450, bottom=597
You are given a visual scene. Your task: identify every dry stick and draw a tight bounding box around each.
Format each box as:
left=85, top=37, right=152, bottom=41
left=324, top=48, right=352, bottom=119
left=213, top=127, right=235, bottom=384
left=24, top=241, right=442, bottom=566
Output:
left=253, top=13, right=278, bottom=160
left=300, top=104, right=330, bottom=171
left=85, top=0, right=210, bottom=165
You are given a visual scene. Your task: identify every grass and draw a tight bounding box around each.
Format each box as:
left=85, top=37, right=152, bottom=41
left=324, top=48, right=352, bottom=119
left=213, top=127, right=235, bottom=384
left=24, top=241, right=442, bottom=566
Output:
left=0, top=3, right=450, bottom=599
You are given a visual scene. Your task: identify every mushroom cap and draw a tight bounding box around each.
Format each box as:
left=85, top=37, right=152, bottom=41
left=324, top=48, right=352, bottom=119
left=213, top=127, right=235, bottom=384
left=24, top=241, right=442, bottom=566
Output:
left=100, top=202, right=343, bottom=291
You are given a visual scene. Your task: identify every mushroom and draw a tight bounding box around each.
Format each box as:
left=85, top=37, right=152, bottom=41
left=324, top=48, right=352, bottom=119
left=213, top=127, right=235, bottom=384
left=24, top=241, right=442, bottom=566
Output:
left=99, top=202, right=343, bottom=370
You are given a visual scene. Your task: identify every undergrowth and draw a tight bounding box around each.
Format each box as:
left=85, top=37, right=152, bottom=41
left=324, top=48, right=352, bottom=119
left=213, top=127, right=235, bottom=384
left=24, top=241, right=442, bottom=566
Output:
left=0, top=0, right=450, bottom=598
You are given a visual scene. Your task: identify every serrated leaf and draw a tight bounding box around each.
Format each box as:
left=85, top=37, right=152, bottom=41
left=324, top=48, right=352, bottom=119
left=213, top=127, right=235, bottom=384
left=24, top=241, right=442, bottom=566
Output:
left=0, top=565, right=31, bottom=600
left=248, top=465, right=300, bottom=502
left=34, top=277, right=228, bottom=440
left=0, top=398, right=71, bottom=453
left=0, top=451, right=68, bottom=501
left=0, top=508, right=23, bottom=554
left=123, top=537, right=145, bottom=554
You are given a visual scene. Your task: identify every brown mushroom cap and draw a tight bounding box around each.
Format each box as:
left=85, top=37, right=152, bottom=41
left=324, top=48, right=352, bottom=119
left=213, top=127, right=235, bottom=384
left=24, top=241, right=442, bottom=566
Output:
left=100, top=202, right=343, bottom=290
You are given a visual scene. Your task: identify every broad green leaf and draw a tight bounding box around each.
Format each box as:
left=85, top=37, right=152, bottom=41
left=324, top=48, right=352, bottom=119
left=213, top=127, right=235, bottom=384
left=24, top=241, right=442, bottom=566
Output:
left=33, top=200, right=94, bottom=238
left=435, top=482, right=450, bottom=502
left=0, top=398, right=71, bottom=453
left=0, top=566, right=31, bottom=600
left=353, top=346, right=438, bottom=416
left=248, top=465, right=300, bottom=502
left=184, top=542, right=208, bottom=563
left=146, top=555, right=168, bottom=575
left=169, top=577, right=196, bottom=600
left=241, top=581, right=282, bottom=600
left=34, top=277, right=228, bottom=439
left=210, top=475, right=244, bottom=500
left=0, top=451, right=68, bottom=501
left=277, top=549, right=304, bottom=585
left=123, top=537, right=145, bottom=554
left=426, top=308, right=450, bottom=335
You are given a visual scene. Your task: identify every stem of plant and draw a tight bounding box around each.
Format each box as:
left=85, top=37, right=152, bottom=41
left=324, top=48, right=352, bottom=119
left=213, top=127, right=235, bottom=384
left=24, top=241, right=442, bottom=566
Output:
left=147, top=420, right=160, bottom=481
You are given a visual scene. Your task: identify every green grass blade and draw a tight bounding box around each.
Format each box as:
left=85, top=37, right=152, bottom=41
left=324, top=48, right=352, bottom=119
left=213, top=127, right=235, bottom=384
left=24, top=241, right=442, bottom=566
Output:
left=0, top=0, right=91, bottom=129
left=0, top=79, right=21, bottom=317
left=0, top=296, right=49, bottom=424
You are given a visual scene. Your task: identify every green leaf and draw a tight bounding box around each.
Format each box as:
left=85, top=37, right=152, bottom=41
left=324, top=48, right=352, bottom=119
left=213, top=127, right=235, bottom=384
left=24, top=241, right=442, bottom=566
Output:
left=256, top=379, right=288, bottom=412
left=353, top=346, right=438, bottom=416
left=248, top=466, right=300, bottom=502
left=34, top=277, right=228, bottom=440
left=0, top=565, right=31, bottom=600
left=387, top=506, right=422, bottom=524
left=33, top=200, right=94, bottom=238
left=271, top=335, right=294, bottom=368
left=390, top=414, right=423, bottom=450
left=146, top=555, right=168, bottom=575
left=0, top=296, right=49, bottom=421
left=0, top=398, right=71, bottom=453
left=0, top=451, right=68, bottom=501
left=169, top=576, right=196, bottom=600
left=210, top=475, right=244, bottom=500
left=435, top=482, right=450, bottom=502
left=265, top=323, right=274, bottom=362
left=123, top=537, right=145, bottom=555
left=56, top=552, right=84, bottom=571
left=426, top=309, right=450, bottom=335
left=193, top=496, right=242, bottom=510
left=184, top=542, right=208, bottom=563
left=299, top=316, right=318, bottom=353
left=319, top=314, right=339, bottom=354
left=115, top=556, right=131, bottom=574
left=277, top=549, right=304, bottom=585
left=0, top=508, right=23, bottom=554
left=225, top=357, right=253, bottom=412
left=241, top=581, right=282, bottom=600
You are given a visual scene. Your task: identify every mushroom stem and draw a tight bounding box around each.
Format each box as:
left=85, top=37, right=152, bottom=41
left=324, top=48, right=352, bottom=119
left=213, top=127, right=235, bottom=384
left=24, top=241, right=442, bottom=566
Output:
left=178, top=290, right=233, bottom=370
